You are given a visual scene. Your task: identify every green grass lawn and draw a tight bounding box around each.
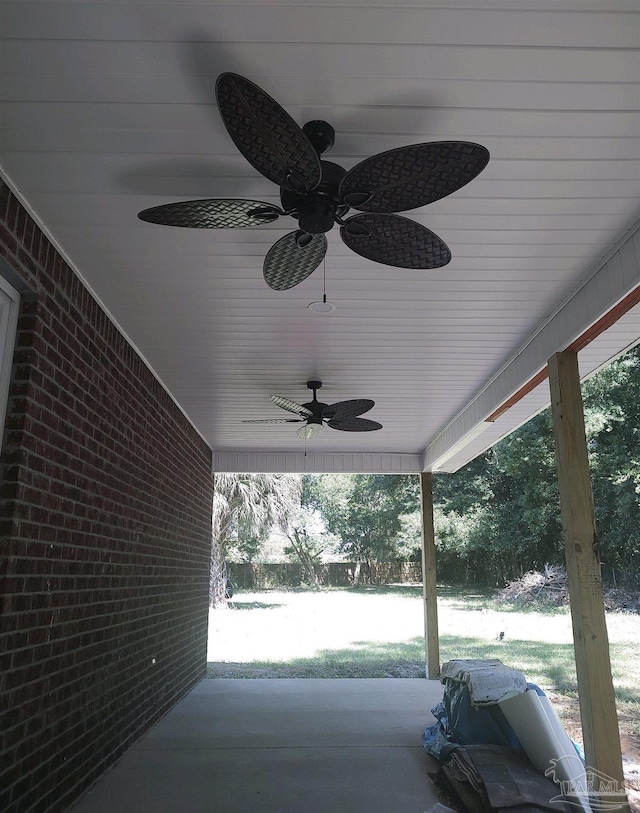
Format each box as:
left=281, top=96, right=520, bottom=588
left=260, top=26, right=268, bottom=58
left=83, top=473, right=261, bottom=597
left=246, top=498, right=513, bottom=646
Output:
left=206, top=585, right=640, bottom=756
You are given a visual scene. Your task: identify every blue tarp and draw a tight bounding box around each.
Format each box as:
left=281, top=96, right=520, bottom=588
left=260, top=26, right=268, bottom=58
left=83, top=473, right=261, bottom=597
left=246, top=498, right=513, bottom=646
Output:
left=424, top=660, right=524, bottom=759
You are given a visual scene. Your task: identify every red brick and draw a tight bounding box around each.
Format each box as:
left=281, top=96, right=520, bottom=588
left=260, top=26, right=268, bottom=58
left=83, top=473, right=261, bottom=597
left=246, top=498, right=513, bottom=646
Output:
left=0, top=180, right=213, bottom=813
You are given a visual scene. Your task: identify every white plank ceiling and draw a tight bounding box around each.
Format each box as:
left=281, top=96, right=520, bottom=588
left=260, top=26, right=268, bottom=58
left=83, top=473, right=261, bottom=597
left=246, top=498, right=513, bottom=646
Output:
left=1, top=0, right=639, bottom=472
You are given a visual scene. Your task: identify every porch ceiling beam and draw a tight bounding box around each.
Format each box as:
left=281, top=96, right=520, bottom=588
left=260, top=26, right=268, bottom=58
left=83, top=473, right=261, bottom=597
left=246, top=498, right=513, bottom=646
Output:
left=424, top=220, right=640, bottom=473
left=212, top=451, right=422, bottom=474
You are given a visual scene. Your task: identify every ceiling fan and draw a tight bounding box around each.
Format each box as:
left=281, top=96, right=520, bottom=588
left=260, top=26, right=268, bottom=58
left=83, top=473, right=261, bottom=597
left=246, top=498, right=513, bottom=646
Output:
left=242, top=381, right=382, bottom=439
left=137, top=72, right=490, bottom=291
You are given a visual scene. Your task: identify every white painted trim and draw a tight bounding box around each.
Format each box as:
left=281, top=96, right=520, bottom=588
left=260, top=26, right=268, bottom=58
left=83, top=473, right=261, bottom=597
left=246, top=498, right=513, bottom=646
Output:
left=0, top=275, right=21, bottom=451
left=213, top=451, right=422, bottom=474
left=424, top=422, right=492, bottom=473
left=423, top=221, right=640, bottom=472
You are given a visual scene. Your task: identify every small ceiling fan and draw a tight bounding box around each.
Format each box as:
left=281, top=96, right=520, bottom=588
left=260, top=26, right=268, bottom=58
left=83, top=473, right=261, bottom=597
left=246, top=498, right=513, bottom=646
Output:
left=138, top=72, right=490, bottom=291
left=242, top=381, right=382, bottom=439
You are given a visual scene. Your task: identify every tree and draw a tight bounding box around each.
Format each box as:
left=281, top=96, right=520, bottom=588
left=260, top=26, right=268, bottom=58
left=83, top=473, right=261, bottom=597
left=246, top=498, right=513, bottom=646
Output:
left=283, top=515, right=321, bottom=589
left=431, top=345, right=640, bottom=587
left=210, top=473, right=302, bottom=603
left=303, top=474, right=419, bottom=583
left=431, top=414, right=565, bottom=585
left=583, top=347, right=640, bottom=585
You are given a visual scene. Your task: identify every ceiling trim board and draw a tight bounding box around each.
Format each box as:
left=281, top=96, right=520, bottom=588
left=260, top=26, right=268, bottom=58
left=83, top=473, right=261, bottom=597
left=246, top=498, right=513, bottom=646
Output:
left=423, top=220, right=640, bottom=472
left=213, top=451, right=423, bottom=475
left=484, top=281, right=640, bottom=423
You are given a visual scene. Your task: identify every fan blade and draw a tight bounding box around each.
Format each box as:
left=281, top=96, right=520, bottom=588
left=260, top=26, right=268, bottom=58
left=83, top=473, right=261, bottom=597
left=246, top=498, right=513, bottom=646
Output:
left=271, top=395, right=313, bottom=417
left=242, top=418, right=303, bottom=424
left=326, top=417, right=382, bottom=432
left=137, top=198, right=281, bottom=228
left=341, top=214, right=451, bottom=269
left=339, top=141, right=489, bottom=213
left=216, top=73, right=321, bottom=193
left=323, top=399, right=375, bottom=420
left=264, top=232, right=327, bottom=291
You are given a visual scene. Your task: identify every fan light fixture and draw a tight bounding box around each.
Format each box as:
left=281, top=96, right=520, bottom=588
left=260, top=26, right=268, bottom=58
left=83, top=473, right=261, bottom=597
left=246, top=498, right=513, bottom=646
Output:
left=241, top=381, right=383, bottom=437
left=137, top=72, right=490, bottom=292
left=297, top=422, right=324, bottom=440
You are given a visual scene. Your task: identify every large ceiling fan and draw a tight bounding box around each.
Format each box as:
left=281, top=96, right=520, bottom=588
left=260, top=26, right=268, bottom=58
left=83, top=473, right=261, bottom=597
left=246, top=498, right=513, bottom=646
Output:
left=242, top=381, right=382, bottom=440
left=138, top=72, right=490, bottom=290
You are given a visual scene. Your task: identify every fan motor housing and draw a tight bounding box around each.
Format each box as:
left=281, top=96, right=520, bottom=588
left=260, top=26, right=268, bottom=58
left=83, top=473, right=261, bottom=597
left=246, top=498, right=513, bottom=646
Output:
left=302, top=120, right=336, bottom=155
left=281, top=161, right=350, bottom=235
left=302, top=400, right=328, bottom=423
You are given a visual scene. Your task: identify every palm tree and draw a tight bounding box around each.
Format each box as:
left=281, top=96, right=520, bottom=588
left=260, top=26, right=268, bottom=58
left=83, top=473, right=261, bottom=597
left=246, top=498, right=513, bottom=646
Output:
left=210, top=473, right=302, bottom=604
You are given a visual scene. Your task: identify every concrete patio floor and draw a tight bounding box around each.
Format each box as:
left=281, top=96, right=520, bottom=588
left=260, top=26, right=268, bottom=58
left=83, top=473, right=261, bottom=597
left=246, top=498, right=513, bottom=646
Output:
left=71, top=678, right=445, bottom=813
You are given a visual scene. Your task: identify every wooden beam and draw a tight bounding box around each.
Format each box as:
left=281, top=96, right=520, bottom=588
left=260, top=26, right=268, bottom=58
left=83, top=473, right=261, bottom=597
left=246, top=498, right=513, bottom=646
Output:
left=486, top=284, right=640, bottom=424
left=485, top=368, right=548, bottom=422
left=566, top=284, right=640, bottom=353
left=420, top=472, right=440, bottom=679
left=548, top=352, right=629, bottom=813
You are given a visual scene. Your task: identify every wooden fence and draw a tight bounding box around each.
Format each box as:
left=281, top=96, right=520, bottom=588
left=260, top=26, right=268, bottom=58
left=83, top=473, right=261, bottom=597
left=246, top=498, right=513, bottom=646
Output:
left=227, top=561, right=422, bottom=589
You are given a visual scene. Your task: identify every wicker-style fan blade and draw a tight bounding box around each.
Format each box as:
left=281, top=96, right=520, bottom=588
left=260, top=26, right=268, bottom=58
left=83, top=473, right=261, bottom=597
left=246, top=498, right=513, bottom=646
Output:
left=242, top=418, right=303, bottom=424
left=264, top=232, right=327, bottom=291
left=137, top=198, right=281, bottom=228
left=216, top=73, right=321, bottom=193
left=327, top=417, right=383, bottom=432
left=340, top=213, right=451, bottom=269
left=323, top=399, right=375, bottom=420
left=339, top=141, right=490, bottom=213
left=271, top=395, right=313, bottom=417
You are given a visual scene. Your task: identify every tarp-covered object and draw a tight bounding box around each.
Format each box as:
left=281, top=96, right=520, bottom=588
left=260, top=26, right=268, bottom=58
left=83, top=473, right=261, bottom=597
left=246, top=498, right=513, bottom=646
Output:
left=440, top=659, right=528, bottom=705
left=436, top=744, right=572, bottom=813
left=423, top=660, right=585, bottom=813
left=424, top=659, right=526, bottom=759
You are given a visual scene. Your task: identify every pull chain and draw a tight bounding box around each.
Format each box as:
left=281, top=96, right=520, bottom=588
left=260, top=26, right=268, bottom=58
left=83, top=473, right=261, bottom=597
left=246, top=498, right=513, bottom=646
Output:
left=322, top=255, right=327, bottom=305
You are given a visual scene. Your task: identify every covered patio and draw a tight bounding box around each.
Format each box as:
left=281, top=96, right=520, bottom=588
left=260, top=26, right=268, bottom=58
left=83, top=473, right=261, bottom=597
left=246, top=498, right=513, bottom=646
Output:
left=1, top=2, right=638, bottom=812
left=70, top=679, right=444, bottom=813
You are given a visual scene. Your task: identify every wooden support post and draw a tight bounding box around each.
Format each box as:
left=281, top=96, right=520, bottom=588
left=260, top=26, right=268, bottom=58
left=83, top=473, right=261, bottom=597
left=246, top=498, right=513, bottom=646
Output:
left=420, top=472, right=440, bottom=679
left=548, top=351, right=629, bottom=813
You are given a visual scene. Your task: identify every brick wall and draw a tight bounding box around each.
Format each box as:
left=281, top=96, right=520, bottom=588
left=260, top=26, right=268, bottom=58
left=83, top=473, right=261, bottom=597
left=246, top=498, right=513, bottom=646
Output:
left=0, top=180, right=214, bottom=813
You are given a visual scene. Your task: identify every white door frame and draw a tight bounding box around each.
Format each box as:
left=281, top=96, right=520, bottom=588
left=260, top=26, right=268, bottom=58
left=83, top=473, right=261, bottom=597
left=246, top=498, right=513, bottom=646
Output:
left=0, top=274, right=21, bottom=450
